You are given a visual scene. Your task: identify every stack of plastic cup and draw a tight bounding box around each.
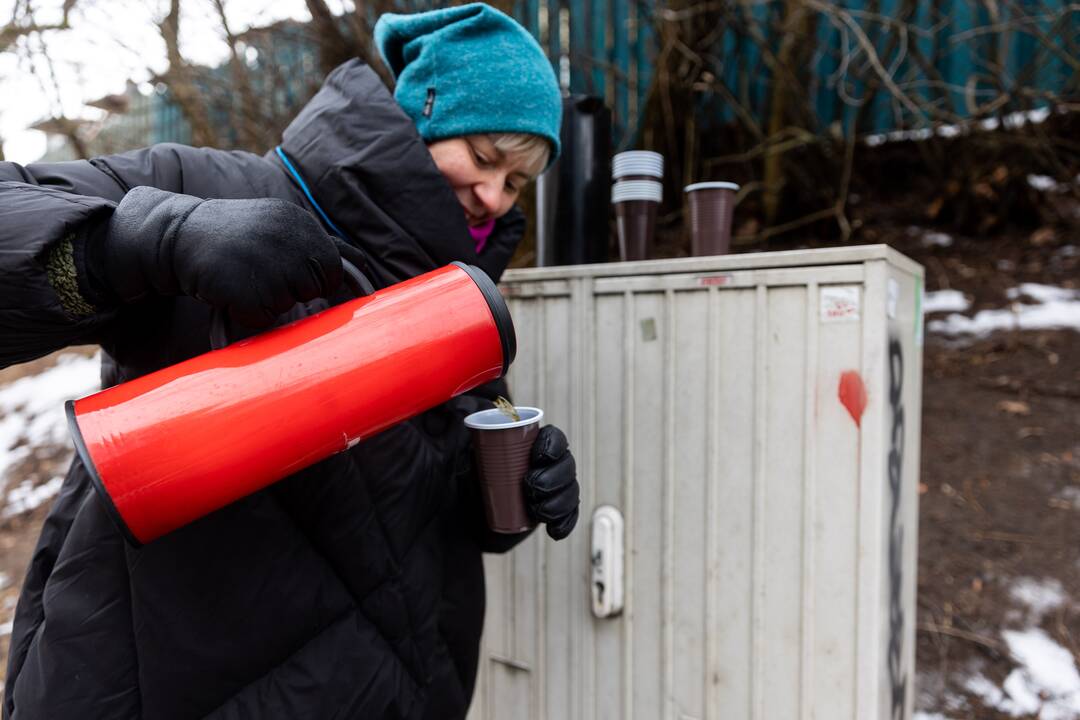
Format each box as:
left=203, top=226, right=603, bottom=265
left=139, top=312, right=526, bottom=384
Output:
left=613, top=150, right=664, bottom=181
left=684, top=181, right=740, bottom=257
left=612, top=151, right=664, bottom=261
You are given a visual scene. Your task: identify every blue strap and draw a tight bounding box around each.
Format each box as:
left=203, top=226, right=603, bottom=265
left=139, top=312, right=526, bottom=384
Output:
left=274, top=145, right=348, bottom=240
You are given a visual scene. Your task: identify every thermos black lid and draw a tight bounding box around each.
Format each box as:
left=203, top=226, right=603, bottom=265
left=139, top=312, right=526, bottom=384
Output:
left=452, top=262, right=517, bottom=377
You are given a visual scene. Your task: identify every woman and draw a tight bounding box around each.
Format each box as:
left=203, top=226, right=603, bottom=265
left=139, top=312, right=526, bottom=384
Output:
left=0, top=4, right=578, bottom=718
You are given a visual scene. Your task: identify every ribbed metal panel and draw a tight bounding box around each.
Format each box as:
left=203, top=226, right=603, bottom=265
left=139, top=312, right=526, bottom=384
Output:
left=470, top=246, right=923, bottom=720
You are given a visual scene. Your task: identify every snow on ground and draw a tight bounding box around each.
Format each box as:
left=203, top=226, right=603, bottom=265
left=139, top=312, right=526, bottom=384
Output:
left=953, top=579, right=1080, bottom=718
left=906, top=226, right=956, bottom=248
left=928, top=284, right=1080, bottom=336
left=922, top=232, right=955, bottom=248
left=924, top=290, right=971, bottom=314
left=864, top=107, right=1055, bottom=147
left=2, top=477, right=66, bottom=518
left=1028, top=175, right=1061, bottom=192
left=1027, top=174, right=1080, bottom=194
left=0, top=352, right=100, bottom=515
left=1056, top=485, right=1080, bottom=510
left=973, top=629, right=1080, bottom=719
left=1009, top=577, right=1067, bottom=623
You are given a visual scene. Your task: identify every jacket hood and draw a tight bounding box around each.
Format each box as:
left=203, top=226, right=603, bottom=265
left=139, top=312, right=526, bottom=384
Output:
left=278, top=60, right=490, bottom=284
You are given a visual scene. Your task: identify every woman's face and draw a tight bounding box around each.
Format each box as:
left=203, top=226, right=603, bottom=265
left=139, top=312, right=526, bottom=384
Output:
left=427, top=135, right=532, bottom=227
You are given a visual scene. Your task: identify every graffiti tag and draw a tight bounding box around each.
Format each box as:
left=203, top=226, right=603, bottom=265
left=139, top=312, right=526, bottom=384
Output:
left=887, top=337, right=907, bottom=720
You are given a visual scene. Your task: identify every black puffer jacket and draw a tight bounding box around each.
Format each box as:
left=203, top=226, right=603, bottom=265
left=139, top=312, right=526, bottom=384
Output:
left=0, top=60, right=531, bottom=719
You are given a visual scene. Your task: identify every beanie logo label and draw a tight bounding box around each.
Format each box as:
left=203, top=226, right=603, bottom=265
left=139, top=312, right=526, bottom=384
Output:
left=423, top=88, right=436, bottom=117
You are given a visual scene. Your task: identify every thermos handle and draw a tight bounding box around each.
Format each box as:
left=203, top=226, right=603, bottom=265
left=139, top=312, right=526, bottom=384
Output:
left=210, top=258, right=375, bottom=350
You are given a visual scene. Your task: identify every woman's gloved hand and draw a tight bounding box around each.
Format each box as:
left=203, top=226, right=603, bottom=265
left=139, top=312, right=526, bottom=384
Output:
left=524, top=426, right=579, bottom=540
left=91, top=186, right=345, bottom=328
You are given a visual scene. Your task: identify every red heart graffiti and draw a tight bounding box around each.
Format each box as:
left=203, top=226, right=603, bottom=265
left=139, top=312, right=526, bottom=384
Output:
left=838, top=370, right=868, bottom=428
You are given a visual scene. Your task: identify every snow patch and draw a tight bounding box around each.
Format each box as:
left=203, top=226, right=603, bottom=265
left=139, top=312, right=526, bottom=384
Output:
left=1028, top=174, right=1071, bottom=194
left=1003, top=629, right=1080, bottom=719
left=966, top=673, right=1009, bottom=710
left=3, top=476, right=65, bottom=517
left=1001, top=669, right=1044, bottom=715
left=864, top=107, right=1056, bottom=147
left=0, top=352, right=100, bottom=515
left=985, top=106, right=1052, bottom=130
left=1008, top=284, right=1077, bottom=304
left=924, top=290, right=970, bottom=314
left=1057, top=486, right=1080, bottom=510
left=922, top=232, right=954, bottom=248
left=1010, top=577, right=1066, bottom=621
left=929, top=284, right=1080, bottom=336
left=968, top=631, right=1080, bottom=718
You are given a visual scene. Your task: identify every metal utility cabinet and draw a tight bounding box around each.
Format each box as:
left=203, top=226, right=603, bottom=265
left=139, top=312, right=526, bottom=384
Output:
left=469, top=245, right=923, bottom=720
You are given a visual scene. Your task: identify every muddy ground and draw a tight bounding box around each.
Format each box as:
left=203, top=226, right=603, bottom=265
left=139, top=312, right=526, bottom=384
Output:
left=894, top=228, right=1080, bottom=717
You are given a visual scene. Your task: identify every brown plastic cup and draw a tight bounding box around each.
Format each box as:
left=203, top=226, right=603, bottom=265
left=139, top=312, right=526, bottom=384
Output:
left=614, top=200, right=658, bottom=261
left=685, top=181, right=739, bottom=256
left=464, top=406, right=544, bottom=533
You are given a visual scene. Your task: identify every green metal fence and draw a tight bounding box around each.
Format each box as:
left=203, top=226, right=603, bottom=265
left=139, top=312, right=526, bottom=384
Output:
left=505, top=0, right=1076, bottom=145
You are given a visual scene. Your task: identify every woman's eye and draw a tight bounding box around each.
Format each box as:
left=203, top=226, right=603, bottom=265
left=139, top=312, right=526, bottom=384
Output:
left=505, top=181, right=520, bottom=194
left=472, top=149, right=492, bottom=166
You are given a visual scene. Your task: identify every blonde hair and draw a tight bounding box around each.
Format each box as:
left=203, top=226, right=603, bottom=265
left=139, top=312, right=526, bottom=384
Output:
left=489, top=133, right=551, bottom=179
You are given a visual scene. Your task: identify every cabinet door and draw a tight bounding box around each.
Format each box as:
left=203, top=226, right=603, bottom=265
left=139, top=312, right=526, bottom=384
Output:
left=477, top=261, right=885, bottom=720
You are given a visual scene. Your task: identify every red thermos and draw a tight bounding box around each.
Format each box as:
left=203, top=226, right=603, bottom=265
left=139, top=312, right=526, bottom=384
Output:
left=66, top=262, right=515, bottom=546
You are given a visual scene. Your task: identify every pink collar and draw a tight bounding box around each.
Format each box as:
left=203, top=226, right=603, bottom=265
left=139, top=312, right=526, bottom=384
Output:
left=469, top=218, right=496, bottom=253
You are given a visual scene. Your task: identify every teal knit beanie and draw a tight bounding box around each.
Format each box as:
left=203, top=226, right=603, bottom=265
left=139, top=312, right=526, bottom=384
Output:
left=374, top=3, right=562, bottom=165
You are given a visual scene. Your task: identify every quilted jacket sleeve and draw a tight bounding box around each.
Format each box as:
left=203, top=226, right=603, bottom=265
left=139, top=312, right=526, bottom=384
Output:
left=0, top=176, right=118, bottom=368
left=0, top=144, right=254, bottom=369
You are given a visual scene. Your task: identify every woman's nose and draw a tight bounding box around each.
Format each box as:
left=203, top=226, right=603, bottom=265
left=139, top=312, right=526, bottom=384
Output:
left=474, top=177, right=504, bottom=216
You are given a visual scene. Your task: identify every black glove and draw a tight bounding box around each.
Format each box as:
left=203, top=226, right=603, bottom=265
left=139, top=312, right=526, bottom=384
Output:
left=90, top=186, right=344, bottom=328
left=524, top=425, right=579, bottom=540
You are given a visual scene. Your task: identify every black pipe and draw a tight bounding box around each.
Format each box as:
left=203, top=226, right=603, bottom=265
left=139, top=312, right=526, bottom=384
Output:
left=536, top=95, right=612, bottom=266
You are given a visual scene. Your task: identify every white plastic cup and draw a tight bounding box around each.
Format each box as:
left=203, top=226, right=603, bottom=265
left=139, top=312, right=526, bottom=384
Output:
left=613, top=150, right=664, bottom=179
left=611, top=180, right=663, bottom=203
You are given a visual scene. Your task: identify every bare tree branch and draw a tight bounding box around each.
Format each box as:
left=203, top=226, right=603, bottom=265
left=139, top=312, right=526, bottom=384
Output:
left=157, top=0, right=217, bottom=147
left=211, top=0, right=263, bottom=151
left=305, top=0, right=356, bottom=76
left=763, top=0, right=816, bottom=228
left=14, top=3, right=91, bottom=160
left=0, top=0, right=78, bottom=53
left=343, top=0, right=393, bottom=88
